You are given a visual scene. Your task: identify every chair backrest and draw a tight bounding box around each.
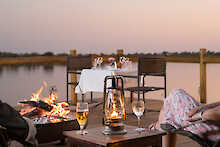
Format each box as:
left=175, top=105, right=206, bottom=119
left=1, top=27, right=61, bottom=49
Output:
left=138, top=57, right=166, bottom=76
left=67, top=55, right=93, bottom=71
left=0, top=126, right=8, bottom=147
left=66, top=55, right=93, bottom=103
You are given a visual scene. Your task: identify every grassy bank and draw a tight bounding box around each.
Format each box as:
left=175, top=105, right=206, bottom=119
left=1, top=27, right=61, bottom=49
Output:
left=0, top=56, right=66, bottom=65
left=165, top=56, right=220, bottom=63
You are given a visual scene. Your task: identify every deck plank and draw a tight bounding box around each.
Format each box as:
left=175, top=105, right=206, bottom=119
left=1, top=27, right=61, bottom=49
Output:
left=39, top=99, right=199, bottom=147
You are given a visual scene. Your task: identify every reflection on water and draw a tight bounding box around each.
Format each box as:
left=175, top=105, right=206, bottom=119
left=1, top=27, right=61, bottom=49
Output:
left=23, top=64, right=41, bottom=72
left=43, top=63, right=54, bottom=72
left=0, top=63, right=66, bottom=74
left=4, top=65, right=20, bottom=73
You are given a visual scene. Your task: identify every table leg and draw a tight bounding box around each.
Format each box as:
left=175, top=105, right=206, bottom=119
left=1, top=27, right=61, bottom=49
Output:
left=152, top=136, right=162, bottom=147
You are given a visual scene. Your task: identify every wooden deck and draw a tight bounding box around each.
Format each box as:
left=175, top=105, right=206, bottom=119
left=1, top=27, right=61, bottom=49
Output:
left=39, top=99, right=200, bottom=147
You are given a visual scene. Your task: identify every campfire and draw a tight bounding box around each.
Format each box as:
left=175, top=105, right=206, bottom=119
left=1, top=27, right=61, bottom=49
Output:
left=19, top=83, right=71, bottom=124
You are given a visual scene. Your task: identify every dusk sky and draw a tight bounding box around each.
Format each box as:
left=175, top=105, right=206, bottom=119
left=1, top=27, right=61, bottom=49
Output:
left=1, top=0, right=220, bottom=54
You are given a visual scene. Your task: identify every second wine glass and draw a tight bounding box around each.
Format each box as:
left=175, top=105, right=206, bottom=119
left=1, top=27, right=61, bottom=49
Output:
left=76, top=102, right=89, bottom=135
left=132, top=100, right=145, bottom=132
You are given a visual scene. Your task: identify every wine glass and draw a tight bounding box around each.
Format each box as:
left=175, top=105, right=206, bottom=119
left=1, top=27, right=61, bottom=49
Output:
left=132, top=100, right=145, bottom=132
left=94, top=57, right=103, bottom=68
left=76, top=102, right=89, bottom=135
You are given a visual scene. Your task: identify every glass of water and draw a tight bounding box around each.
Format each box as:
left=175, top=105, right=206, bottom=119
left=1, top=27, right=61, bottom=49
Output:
left=132, top=100, right=145, bottom=132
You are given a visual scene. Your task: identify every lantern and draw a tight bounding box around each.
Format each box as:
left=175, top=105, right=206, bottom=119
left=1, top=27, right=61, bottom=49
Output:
left=103, top=75, right=126, bottom=135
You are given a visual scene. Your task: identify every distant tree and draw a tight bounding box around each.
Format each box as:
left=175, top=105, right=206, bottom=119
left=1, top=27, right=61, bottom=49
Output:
left=22, top=53, right=30, bottom=57
left=29, top=52, right=40, bottom=56
left=207, top=50, right=215, bottom=56
left=77, top=53, right=83, bottom=57
left=42, top=52, right=54, bottom=56
left=0, top=52, right=18, bottom=57
left=190, top=51, right=199, bottom=57
left=215, top=52, right=220, bottom=56
left=162, top=51, right=168, bottom=56
left=56, top=53, right=68, bottom=56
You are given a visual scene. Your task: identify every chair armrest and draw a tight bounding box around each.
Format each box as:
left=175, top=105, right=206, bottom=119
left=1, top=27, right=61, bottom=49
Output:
left=160, top=120, right=206, bottom=133
left=67, top=71, right=81, bottom=74
left=160, top=122, right=214, bottom=147
left=120, top=75, right=137, bottom=79
left=145, top=73, right=165, bottom=76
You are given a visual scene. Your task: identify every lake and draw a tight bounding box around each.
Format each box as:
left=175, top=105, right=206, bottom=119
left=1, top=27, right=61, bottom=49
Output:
left=0, top=62, right=219, bottom=106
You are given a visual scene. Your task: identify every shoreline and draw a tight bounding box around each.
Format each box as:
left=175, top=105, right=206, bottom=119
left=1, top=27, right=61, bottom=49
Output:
left=1, top=55, right=220, bottom=66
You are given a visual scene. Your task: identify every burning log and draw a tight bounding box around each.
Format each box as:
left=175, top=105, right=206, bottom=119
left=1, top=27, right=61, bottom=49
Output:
left=21, top=108, right=40, bottom=118
left=19, top=100, right=53, bottom=112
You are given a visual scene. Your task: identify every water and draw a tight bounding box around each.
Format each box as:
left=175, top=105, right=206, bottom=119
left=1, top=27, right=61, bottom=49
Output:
left=0, top=64, right=67, bottom=106
left=0, top=63, right=220, bottom=106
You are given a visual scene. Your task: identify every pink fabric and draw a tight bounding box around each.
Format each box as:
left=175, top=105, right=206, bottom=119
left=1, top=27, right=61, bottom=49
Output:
left=162, top=88, right=220, bottom=141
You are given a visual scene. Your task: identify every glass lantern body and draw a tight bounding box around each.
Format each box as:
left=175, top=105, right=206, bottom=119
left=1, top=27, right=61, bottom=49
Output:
left=105, top=89, right=124, bottom=120
left=103, top=76, right=126, bottom=126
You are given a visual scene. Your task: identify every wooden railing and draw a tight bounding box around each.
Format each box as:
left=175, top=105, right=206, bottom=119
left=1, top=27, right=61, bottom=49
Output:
left=69, top=48, right=219, bottom=104
left=0, top=48, right=217, bottom=104
left=166, top=48, right=219, bottom=103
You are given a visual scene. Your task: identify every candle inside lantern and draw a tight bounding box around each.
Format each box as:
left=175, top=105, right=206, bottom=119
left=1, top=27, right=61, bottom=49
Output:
left=111, top=110, right=118, bottom=119
left=110, top=101, right=121, bottom=119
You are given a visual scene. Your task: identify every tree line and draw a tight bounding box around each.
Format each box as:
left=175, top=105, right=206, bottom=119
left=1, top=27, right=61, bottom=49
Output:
left=1, top=50, right=220, bottom=58
left=0, top=51, right=68, bottom=57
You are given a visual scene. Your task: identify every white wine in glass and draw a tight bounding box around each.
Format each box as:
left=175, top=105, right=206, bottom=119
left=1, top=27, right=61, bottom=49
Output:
left=76, top=102, right=89, bottom=135
left=132, top=100, right=145, bottom=132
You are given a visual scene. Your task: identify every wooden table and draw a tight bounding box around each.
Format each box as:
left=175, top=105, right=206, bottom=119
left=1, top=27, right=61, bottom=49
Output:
left=63, top=125, right=166, bottom=147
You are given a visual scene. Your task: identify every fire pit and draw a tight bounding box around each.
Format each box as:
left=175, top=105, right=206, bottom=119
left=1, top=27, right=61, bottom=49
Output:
left=19, top=84, right=79, bottom=144
left=35, top=119, right=79, bottom=144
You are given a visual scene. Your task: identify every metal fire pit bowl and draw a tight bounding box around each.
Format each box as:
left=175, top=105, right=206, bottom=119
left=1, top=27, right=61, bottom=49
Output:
left=35, top=119, right=79, bottom=144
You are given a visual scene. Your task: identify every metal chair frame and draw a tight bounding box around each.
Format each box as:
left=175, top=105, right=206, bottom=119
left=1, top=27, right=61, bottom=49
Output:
left=124, top=57, right=167, bottom=103
left=66, top=55, right=93, bottom=103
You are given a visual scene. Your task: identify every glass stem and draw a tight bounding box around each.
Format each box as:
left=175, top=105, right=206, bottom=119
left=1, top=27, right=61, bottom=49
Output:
left=80, top=125, right=84, bottom=133
left=138, top=117, right=141, bottom=128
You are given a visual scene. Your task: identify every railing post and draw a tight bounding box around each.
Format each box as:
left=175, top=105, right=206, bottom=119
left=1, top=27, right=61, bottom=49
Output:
left=116, top=49, right=124, bottom=68
left=117, top=49, right=124, bottom=55
left=70, top=50, right=78, bottom=105
left=200, top=48, right=207, bottom=103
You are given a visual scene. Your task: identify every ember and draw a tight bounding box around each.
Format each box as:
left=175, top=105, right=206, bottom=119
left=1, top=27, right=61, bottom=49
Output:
left=19, top=83, right=71, bottom=124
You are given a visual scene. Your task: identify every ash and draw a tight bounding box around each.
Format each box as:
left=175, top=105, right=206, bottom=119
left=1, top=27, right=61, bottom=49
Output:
left=32, top=114, right=74, bottom=124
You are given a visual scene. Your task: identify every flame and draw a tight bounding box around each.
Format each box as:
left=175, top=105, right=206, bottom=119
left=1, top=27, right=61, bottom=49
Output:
left=111, top=111, right=118, bottom=119
left=110, top=102, right=119, bottom=119
left=30, top=81, right=48, bottom=102
left=30, top=86, right=43, bottom=102
left=21, top=82, right=70, bottom=122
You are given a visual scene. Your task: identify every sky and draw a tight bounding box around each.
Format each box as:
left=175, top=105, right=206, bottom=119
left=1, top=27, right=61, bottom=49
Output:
left=1, top=0, right=220, bottom=54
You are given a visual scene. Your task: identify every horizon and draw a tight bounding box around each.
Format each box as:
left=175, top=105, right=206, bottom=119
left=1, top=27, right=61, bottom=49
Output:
left=1, top=0, right=220, bottom=54
left=2, top=49, right=220, bottom=56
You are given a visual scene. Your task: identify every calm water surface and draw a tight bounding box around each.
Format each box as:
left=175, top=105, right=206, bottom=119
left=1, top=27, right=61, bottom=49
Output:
left=0, top=63, right=219, bottom=106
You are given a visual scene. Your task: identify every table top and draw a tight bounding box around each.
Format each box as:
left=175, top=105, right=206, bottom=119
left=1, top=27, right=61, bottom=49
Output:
left=63, top=125, right=166, bottom=146
left=75, top=68, right=136, bottom=94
